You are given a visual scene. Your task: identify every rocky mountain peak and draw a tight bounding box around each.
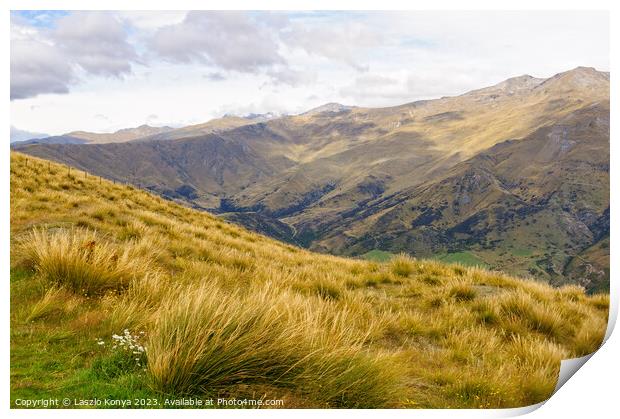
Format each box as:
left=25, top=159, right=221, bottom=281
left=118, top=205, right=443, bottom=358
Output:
left=302, top=103, right=353, bottom=116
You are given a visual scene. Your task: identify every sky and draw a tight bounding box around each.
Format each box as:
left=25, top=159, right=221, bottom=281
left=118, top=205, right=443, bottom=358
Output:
left=10, top=10, right=610, bottom=137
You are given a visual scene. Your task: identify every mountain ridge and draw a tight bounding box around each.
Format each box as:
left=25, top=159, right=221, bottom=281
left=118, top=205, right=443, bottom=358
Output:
left=17, top=66, right=610, bottom=291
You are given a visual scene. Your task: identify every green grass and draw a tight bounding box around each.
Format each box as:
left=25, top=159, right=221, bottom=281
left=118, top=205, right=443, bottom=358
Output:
left=511, top=247, right=534, bottom=257
left=362, top=250, right=395, bottom=262
left=436, top=252, right=489, bottom=268
left=10, top=270, right=162, bottom=409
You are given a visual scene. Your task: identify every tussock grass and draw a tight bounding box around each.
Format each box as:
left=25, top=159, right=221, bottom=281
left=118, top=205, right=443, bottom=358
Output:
left=448, top=283, right=477, bottom=302
left=147, top=283, right=399, bottom=406
left=25, top=286, right=79, bottom=322
left=18, top=228, right=153, bottom=295
left=390, top=254, right=415, bottom=277
left=498, top=291, right=575, bottom=342
left=10, top=153, right=610, bottom=408
left=294, top=279, right=343, bottom=300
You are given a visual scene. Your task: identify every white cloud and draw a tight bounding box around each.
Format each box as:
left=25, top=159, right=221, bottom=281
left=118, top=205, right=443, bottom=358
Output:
left=11, top=11, right=140, bottom=100
left=282, top=19, right=382, bottom=71
left=118, top=11, right=188, bottom=31
left=339, top=71, right=482, bottom=105
left=203, top=72, right=226, bottom=81
left=10, top=38, right=74, bottom=100
left=265, top=66, right=316, bottom=87
left=52, top=11, right=139, bottom=77
left=150, top=11, right=284, bottom=72
left=339, top=74, right=400, bottom=100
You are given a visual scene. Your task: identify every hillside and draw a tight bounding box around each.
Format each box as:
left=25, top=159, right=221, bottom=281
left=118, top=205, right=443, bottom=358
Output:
left=17, top=67, right=610, bottom=290
left=318, top=102, right=610, bottom=288
left=10, top=152, right=609, bottom=408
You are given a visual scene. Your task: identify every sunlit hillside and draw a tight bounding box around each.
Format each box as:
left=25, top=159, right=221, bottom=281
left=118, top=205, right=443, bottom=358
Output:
left=10, top=152, right=609, bottom=408
left=18, top=68, right=610, bottom=289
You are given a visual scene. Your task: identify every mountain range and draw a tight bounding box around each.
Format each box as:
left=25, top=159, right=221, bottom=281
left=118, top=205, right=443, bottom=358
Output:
left=15, top=66, right=610, bottom=292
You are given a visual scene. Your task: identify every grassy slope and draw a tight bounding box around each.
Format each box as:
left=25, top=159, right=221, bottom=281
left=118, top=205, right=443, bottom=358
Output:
left=10, top=152, right=609, bottom=408
left=18, top=70, right=610, bottom=289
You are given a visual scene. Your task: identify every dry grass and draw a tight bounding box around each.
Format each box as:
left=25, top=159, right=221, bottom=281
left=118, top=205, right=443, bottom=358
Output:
left=17, top=228, right=153, bottom=295
left=10, top=152, right=610, bottom=408
left=25, top=286, right=79, bottom=322
left=146, top=282, right=400, bottom=407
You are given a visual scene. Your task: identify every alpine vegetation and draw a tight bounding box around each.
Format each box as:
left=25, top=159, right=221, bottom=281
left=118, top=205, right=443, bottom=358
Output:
left=10, top=153, right=609, bottom=408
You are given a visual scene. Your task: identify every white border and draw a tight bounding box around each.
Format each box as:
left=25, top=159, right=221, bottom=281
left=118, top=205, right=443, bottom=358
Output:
left=3, top=1, right=616, bottom=418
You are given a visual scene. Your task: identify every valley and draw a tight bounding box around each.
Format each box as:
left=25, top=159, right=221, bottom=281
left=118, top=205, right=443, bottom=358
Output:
left=15, top=67, right=610, bottom=292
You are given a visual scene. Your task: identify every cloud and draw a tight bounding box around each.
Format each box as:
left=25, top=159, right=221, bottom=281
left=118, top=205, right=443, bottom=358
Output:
left=339, top=74, right=408, bottom=102
left=265, top=66, right=316, bottom=87
left=212, top=95, right=295, bottom=119
left=118, top=11, right=188, bottom=31
left=93, top=113, right=111, bottom=121
left=150, top=11, right=284, bottom=72
left=11, top=11, right=141, bottom=100
left=339, top=72, right=479, bottom=105
left=203, top=72, right=226, bottom=81
left=282, top=19, right=382, bottom=71
left=10, top=38, right=74, bottom=100
left=52, top=11, right=139, bottom=77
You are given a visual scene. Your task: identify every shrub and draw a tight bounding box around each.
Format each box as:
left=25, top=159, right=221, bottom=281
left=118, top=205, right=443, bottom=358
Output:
left=556, top=285, right=585, bottom=302
left=147, top=284, right=304, bottom=393
left=292, top=278, right=343, bottom=300
left=588, top=293, right=609, bottom=311
left=452, top=265, right=467, bottom=277
left=426, top=296, right=444, bottom=309
left=571, top=315, right=607, bottom=356
left=448, top=380, right=495, bottom=408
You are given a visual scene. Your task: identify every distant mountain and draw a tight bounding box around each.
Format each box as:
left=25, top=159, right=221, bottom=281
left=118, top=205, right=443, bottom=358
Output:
left=65, top=124, right=175, bottom=144
left=243, top=111, right=283, bottom=121
left=19, top=67, right=610, bottom=291
left=11, top=125, right=175, bottom=147
left=136, top=114, right=282, bottom=142
left=12, top=135, right=89, bottom=147
left=316, top=102, right=609, bottom=291
left=10, top=126, right=49, bottom=143
left=302, top=103, right=354, bottom=116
